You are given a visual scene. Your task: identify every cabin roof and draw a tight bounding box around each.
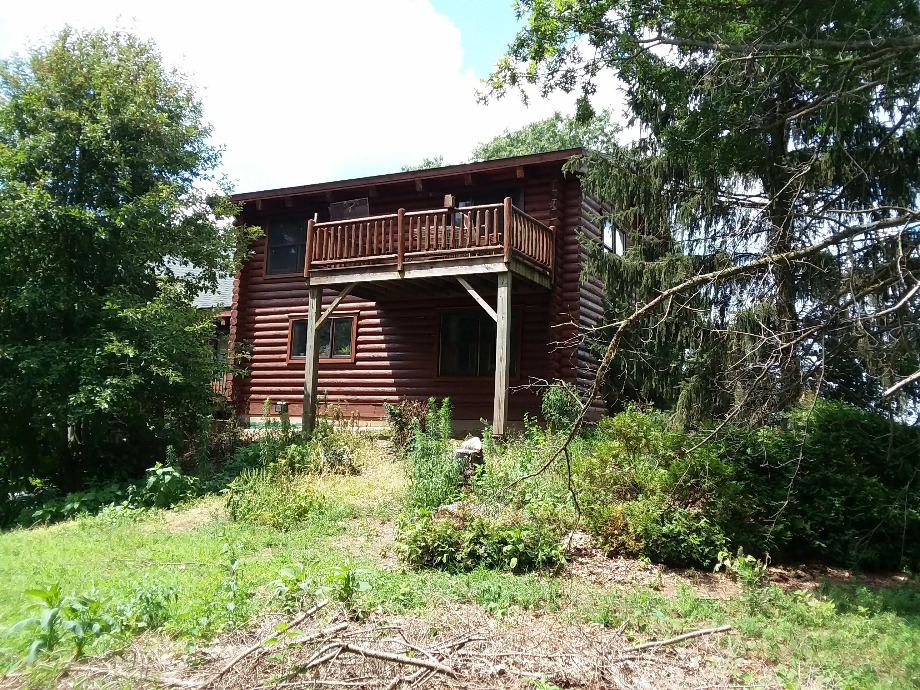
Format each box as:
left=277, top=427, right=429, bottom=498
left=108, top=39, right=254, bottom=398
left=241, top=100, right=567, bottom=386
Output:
left=230, top=148, right=583, bottom=203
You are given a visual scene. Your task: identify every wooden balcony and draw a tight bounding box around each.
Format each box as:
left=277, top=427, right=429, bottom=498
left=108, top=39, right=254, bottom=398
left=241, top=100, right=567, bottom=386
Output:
left=304, top=198, right=554, bottom=290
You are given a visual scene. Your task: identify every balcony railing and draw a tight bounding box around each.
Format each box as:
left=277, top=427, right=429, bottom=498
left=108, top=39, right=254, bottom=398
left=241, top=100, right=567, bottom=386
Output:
left=305, top=198, right=554, bottom=280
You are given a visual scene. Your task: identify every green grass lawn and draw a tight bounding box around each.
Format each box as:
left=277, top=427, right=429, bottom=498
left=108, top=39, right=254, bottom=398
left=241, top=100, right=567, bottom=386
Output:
left=1, top=451, right=918, bottom=688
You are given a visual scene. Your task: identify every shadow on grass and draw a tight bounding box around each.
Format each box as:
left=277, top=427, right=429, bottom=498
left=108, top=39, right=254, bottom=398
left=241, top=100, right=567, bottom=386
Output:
left=819, top=578, right=920, bottom=625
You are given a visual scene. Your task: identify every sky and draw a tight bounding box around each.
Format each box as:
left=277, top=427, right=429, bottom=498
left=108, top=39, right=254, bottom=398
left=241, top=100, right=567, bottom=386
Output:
left=0, top=1, right=623, bottom=194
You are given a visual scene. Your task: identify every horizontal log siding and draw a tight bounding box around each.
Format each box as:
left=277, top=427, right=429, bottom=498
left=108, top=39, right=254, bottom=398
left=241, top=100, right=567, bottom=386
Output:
left=579, top=194, right=610, bottom=418
left=231, top=163, right=592, bottom=424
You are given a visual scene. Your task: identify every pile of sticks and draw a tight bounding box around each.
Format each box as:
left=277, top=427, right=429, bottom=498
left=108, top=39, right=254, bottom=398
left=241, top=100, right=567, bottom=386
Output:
left=194, top=601, right=484, bottom=690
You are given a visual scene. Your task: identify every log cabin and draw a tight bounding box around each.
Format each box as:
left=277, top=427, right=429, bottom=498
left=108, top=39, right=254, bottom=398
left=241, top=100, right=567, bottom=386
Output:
left=229, top=149, right=610, bottom=435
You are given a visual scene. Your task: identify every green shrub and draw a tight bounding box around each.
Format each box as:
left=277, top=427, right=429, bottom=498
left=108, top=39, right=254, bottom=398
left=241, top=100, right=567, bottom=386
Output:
left=718, top=399, right=920, bottom=570
left=397, top=504, right=565, bottom=572
left=595, top=499, right=728, bottom=567
left=225, top=466, right=333, bottom=531
left=128, top=461, right=198, bottom=508
left=10, top=584, right=119, bottom=664
left=116, top=577, right=178, bottom=631
left=573, top=406, right=741, bottom=567
left=541, top=380, right=581, bottom=432
left=25, top=483, right=129, bottom=525
left=576, top=401, right=920, bottom=570
left=404, top=398, right=462, bottom=511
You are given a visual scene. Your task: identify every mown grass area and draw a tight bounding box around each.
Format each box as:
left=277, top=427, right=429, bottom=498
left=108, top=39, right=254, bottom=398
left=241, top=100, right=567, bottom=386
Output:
left=1, top=446, right=919, bottom=688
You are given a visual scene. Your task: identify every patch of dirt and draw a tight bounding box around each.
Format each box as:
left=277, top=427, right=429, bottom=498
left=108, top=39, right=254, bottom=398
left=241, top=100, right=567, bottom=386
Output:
left=160, top=503, right=216, bottom=533
left=563, top=531, right=741, bottom=599
left=767, top=563, right=912, bottom=592
left=331, top=517, right=400, bottom=568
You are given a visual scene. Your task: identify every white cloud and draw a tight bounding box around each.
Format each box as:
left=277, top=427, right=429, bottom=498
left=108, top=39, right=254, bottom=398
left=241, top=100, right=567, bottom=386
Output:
left=0, top=0, right=627, bottom=192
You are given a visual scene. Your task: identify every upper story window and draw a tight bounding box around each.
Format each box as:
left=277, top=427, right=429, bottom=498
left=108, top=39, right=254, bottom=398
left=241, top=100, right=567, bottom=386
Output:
left=602, top=220, right=626, bottom=256
left=266, top=218, right=306, bottom=275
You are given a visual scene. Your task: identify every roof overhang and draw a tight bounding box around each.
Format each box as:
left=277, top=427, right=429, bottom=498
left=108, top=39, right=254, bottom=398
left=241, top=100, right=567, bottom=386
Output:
left=230, top=148, right=584, bottom=205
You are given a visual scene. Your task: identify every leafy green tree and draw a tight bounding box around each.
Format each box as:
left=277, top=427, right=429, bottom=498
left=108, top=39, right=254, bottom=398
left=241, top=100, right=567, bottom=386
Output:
left=401, top=155, right=445, bottom=172
left=0, top=29, right=257, bottom=490
left=471, top=110, right=618, bottom=160
left=489, top=0, right=920, bottom=422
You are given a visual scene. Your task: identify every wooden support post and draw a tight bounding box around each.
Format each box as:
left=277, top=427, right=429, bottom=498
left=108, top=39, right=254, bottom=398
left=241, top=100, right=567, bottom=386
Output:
left=302, top=286, right=321, bottom=435
left=493, top=271, right=511, bottom=438
left=397, top=208, right=405, bottom=272
left=503, top=197, right=512, bottom=263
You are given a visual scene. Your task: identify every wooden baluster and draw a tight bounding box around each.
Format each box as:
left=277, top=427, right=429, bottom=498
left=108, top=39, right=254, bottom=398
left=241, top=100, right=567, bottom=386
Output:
left=503, top=198, right=512, bottom=262
left=528, top=221, right=533, bottom=259
left=397, top=209, right=405, bottom=271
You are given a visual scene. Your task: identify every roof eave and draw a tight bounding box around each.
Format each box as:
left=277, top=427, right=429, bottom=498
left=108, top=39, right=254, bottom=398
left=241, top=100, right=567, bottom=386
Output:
left=230, top=148, right=584, bottom=203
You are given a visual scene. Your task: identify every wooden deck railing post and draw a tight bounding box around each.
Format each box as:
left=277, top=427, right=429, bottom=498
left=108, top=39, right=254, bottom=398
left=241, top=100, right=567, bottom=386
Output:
left=304, top=218, right=315, bottom=277
left=549, top=225, right=556, bottom=282
left=397, top=208, right=405, bottom=272
left=503, top=197, right=512, bottom=262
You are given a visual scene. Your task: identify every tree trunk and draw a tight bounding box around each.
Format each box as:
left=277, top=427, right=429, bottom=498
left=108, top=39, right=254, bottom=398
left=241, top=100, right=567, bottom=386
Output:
left=766, top=90, right=803, bottom=408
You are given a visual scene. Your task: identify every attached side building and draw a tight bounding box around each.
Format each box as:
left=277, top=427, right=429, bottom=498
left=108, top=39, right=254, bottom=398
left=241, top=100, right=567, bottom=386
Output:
left=230, top=149, right=605, bottom=433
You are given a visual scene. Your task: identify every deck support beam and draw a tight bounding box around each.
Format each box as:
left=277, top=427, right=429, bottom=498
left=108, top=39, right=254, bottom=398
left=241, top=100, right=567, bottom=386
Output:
left=302, top=286, right=322, bottom=435
left=457, top=277, right=497, bottom=322
left=493, top=271, right=511, bottom=438
left=315, top=283, right=355, bottom=329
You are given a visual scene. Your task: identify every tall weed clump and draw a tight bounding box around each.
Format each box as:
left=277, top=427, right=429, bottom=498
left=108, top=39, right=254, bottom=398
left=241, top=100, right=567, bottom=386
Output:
left=404, top=398, right=461, bottom=511
left=225, top=465, right=345, bottom=531
left=383, top=399, right=428, bottom=455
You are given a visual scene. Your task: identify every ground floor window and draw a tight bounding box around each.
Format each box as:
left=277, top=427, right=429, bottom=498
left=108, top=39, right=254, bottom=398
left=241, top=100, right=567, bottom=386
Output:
left=438, top=311, right=519, bottom=377
left=289, top=314, right=356, bottom=361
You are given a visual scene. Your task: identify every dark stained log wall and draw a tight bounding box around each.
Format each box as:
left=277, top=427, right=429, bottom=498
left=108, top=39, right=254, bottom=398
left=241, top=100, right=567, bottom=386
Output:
left=230, top=161, right=597, bottom=424
left=579, top=194, right=609, bottom=418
